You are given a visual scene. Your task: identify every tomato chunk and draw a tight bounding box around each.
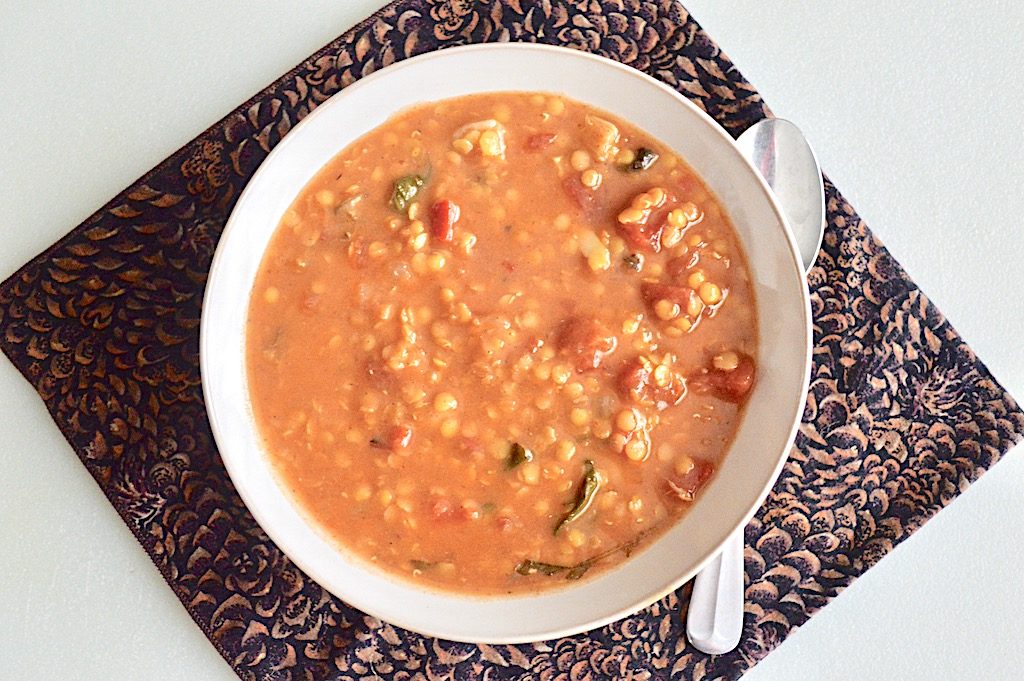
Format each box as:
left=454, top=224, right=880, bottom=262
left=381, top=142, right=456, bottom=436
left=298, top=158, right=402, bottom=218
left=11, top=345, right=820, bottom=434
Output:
left=430, top=199, right=460, bottom=242
left=525, top=132, right=557, bottom=151
left=665, top=256, right=691, bottom=281
left=562, top=175, right=596, bottom=211
left=640, top=281, right=695, bottom=308
left=639, top=281, right=701, bottom=321
left=387, top=424, right=413, bottom=450
left=369, top=424, right=412, bottom=451
left=617, top=357, right=686, bottom=409
left=664, top=459, right=714, bottom=502
left=691, top=353, right=756, bottom=402
left=557, top=317, right=617, bottom=372
left=711, top=354, right=755, bottom=401
left=618, top=217, right=664, bottom=253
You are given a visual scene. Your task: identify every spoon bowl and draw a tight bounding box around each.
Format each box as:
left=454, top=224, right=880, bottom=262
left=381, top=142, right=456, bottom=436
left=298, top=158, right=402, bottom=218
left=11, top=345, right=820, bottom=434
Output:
left=735, top=118, right=826, bottom=272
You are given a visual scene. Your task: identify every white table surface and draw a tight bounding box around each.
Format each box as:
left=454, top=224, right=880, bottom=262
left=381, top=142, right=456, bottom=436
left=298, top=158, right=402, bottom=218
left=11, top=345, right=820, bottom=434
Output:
left=2, top=2, right=1022, bottom=679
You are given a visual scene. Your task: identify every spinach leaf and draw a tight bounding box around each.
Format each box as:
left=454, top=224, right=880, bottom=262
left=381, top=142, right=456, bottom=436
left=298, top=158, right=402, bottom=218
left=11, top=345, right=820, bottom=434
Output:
left=623, top=253, right=644, bottom=271
left=506, top=442, right=534, bottom=470
left=391, top=174, right=425, bottom=212
left=554, top=459, right=601, bottom=534
left=629, top=148, right=659, bottom=171
left=515, top=560, right=570, bottom=577
left=513, top=527, right=658, bottom=581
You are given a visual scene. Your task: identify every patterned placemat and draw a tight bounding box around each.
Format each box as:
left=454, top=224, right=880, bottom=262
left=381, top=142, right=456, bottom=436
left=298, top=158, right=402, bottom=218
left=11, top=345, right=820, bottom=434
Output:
left=2, top=1, right=1021, bottom=679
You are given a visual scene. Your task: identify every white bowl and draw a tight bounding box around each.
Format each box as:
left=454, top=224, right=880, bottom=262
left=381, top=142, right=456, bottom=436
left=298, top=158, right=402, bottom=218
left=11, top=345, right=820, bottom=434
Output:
left=201, top=43, right=811, bottom=644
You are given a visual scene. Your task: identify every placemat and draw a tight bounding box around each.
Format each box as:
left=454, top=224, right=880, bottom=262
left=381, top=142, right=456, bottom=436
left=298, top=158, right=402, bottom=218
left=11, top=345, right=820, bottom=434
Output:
left=2, top=1, right=1021, bottom=679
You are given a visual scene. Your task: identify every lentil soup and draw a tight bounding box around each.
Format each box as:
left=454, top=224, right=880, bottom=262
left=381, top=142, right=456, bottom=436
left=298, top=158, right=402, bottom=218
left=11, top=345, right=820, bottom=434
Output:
left=246, top=92, right=758, bottom=594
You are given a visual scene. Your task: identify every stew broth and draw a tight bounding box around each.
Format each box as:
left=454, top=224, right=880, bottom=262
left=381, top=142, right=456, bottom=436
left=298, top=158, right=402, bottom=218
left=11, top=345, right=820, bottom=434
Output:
left=246, top=92, right=757, bottom=594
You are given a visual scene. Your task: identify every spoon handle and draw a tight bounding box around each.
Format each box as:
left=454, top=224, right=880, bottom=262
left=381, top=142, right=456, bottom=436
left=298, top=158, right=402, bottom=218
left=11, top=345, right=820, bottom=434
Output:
left=686, top=528, right=744, bottom=655
left=686, top=117, right=824, bottom=656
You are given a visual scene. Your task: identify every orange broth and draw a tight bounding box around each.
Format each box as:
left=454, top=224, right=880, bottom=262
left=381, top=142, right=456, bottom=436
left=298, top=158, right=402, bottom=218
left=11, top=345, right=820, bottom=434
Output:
left=246, top=92, right=757, bottom=594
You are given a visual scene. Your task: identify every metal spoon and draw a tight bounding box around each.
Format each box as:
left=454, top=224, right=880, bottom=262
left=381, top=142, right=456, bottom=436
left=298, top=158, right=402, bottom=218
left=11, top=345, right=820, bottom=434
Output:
left=685, top=118, right=825, bottom=655
left=736, top=118, right=826, bottom=272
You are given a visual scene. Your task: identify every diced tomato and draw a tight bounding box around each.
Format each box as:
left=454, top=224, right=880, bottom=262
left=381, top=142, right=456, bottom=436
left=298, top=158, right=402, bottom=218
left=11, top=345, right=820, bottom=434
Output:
left=618, top=360, right=645, bottom=396
left=369, top=424, right=412, bottom=451
left=618, top=215, right=665, bottom=253
left=525, top=132, right=557, bottom=151
left=386, top=424, right=412, bottom=450
left=562, top=175, right=596, bottom=211
left=557, top=317, right=618, bottom=372
left=639, top=281, right=701, bottom=321
left=430, top=199, right=460, bottom=242
left=640, top=281, right=695, bottom=309
left=617, top=357, right=686, bottom=409
left=665, top=256, right=691, bottom=281
left=664, top=459, right=714, bottom=502
left=692, top=354, right=756, bottom=402
left=618, top=200, right=677, bottom=253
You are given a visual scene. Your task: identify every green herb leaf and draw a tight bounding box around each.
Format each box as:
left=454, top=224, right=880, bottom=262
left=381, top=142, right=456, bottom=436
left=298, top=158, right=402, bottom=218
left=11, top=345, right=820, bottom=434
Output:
left=506, top=442, right=534, bottom=470
left=391, top=174, right=425, bottom=212
left=628, top=148, right=659, bottom=171
left=554, top=459, right=601, bottom=534
left=409, top=559, right=435, bottom=571
left=623, top=253, right=644, bottom=271
left=515, top=560, right=569, bottom=576
left=481, top=502, right=497, bottom=515
left=565, top=563, right=592, bottom=580
left=513, top=526, right=659, bottom=581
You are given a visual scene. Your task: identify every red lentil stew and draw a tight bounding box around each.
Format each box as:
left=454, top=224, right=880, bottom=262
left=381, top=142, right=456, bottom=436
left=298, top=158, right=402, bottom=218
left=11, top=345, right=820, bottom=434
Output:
left=246, top=92, right=758, bottom=594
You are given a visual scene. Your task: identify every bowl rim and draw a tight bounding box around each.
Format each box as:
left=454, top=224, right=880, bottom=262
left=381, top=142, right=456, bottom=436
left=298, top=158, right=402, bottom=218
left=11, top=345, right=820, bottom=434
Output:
left=200, top=41, right=812, bottom=643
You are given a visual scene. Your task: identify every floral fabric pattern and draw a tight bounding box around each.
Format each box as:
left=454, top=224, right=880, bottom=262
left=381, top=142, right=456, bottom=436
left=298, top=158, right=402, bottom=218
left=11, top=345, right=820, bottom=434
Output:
left=1, top=2, right=1020, bottom=680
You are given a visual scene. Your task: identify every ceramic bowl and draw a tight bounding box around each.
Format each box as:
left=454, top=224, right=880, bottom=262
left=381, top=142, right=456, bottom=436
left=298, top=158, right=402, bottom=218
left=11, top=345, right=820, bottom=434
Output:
left=201, top=43, right=811, bottom=644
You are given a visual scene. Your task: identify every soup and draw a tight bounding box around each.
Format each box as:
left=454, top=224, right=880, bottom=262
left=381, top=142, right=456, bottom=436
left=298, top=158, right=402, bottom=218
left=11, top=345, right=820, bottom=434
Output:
left=246, top=92, right=757, bottom=594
